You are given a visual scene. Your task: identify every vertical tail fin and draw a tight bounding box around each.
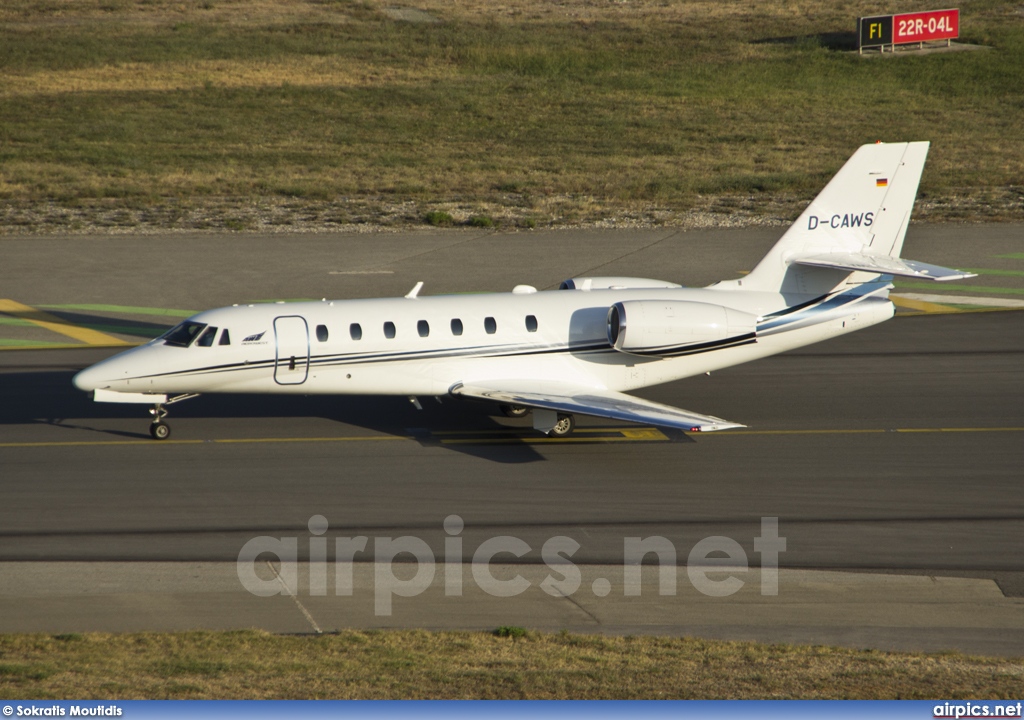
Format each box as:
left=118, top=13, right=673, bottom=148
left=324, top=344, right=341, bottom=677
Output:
left=737, top=141, right=930, bottom=295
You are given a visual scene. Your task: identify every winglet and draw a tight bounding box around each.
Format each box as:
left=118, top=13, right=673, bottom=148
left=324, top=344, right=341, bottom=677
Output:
left=405, top=281, right=424, bottom=299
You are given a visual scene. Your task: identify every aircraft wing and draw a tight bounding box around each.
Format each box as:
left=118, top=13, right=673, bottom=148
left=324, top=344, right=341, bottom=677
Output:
left=451, top=381, right=745, bottom=432
left=792, top=252, right=977, bottom=281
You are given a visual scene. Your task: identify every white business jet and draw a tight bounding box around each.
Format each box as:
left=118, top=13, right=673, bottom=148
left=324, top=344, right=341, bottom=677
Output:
left=74, top=141, right=974, bottom=440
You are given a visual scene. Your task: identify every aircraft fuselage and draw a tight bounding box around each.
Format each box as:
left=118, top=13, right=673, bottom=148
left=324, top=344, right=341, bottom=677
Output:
left=73, top=284, right=893, bottom=399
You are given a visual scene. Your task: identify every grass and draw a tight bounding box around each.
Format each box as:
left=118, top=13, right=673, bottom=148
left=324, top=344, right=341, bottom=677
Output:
left=494, top=626, right=529, bottom=639
left=467, top=215, right=495, bottom=228
left=424, top=210, right=454, bottom=226
left=0, top=629, right=1022, bottom=700
left=0, top=0, right=1022, bottom=231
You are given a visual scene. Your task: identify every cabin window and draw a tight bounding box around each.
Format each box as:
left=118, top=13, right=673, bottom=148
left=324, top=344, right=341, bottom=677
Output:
left=196, top=326, right=218, bottom=347
left=350, top=323, right=362, bottom=341
left=219, top=329, right=231, bottom=346
left=162, top=321, right=206, bottom=348
left=384, top=321, right=396, bottom=339
left=484, top=317, right=497, bottom=334
left=451, top=318, right=463, bottom=336
left=418, top=320, right=429, bottom=337
left=316, top=324, right=329, bottom=342
left=525, top=315, right=538, bottom=332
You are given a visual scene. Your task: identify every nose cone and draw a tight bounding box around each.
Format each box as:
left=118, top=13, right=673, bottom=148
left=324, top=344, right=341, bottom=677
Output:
left=73, top=349, right=135, bottom=392
left=73, top=364, right=105, bottom=392
left=72, top=345, right=161, bottom=394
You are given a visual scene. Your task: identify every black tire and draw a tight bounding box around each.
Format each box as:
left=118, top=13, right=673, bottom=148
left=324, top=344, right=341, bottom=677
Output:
left=150, top=422, right=171, bottom=440
left=548, top=413, right=575, bottom=438
left=500, top=404, right=531, bottom=418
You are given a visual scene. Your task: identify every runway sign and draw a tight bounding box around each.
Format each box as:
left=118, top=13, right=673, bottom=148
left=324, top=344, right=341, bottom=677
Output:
left=859, top=8, right=959, bottom=51
left=859, top=15, right=893, bottom=49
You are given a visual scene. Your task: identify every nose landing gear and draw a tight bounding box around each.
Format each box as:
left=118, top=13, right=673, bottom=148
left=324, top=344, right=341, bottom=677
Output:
left=149, top=404, right=170, bottom=440
left=147, top=394, right=199, bottom=440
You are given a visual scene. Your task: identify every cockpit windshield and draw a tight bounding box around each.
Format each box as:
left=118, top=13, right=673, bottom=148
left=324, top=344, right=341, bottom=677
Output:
left=162, top=321, right=208, bottom=347
left=195, top=326, right=219, bottom=347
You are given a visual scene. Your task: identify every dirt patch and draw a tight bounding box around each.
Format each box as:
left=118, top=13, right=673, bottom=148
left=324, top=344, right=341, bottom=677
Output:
left=2, top=189, right=1020, bottom=236
left=853, top=41, right=992, bottom=57
left=381, top=7, right=442, bottom=24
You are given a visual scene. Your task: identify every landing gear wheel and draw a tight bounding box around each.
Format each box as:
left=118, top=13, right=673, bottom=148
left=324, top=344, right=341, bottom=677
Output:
left=549, top=413, right=575, bottom=438
left=145, top=395, right=197, bottom=440
left=500, top=404, right=531, bottom=418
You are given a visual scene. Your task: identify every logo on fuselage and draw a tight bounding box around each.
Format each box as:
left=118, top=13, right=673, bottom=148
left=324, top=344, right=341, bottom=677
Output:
left=242, top=331, right=267, bottom=344
left=807, top=212, right=874, bottom=230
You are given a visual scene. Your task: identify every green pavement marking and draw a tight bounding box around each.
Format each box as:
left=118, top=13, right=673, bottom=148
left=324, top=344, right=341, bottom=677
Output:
left=892, top=281, right=1024, bottom=295
left=0, top=338, right=71, bottom=347
left=0, top=342, right=141, bottom=351
left=75, top=324, right=166, bottom=337
left=962, top=268, right=1024, bottom=277
left=0, top=316, right=35, bottom=327
left=0, top=298, right=130, bottom=346
left=995, top=253, right=1024, bottom=260
left=0, top=324, right=163, bottom=339
left=40, top=304, right=196, bottom=317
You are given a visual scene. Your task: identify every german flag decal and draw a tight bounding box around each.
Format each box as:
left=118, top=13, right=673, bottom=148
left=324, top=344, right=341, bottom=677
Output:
left=876, top=178, right=888, bottom=187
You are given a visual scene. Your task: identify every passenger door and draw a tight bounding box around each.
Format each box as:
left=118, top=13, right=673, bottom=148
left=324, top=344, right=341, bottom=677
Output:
left=274, top=316, right=309, bottom=385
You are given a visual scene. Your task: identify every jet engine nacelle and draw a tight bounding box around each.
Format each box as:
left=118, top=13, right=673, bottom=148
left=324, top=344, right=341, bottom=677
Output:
left=607, top=300, right=758, bottom=356
left=560, top=277, right=682, bottom=291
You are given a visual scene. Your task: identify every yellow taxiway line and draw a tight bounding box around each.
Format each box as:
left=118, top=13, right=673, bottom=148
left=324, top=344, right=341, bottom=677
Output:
left=0, top=299, right=130, bottom=347
left=890, top=295, right=960, bottom=314
left=1, top=426, right=1021, bottom=449
left=700, top=427, right=1024, bottom=436
left=0, top=435, right=408, bottom=449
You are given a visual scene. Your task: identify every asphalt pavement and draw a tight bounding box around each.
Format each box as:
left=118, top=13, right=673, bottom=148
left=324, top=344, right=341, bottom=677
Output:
left=0, top=225, right=1021, bottom=655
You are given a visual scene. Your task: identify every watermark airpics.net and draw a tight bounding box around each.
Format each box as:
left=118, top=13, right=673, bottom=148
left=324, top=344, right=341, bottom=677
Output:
left=236, top=515, right=787, bottom=616
left=934, top=704, right=1024, bottom=719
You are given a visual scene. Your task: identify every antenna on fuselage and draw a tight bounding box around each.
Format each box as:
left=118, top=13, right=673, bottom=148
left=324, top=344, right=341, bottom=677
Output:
left=405, top=281, right=424, bottom=299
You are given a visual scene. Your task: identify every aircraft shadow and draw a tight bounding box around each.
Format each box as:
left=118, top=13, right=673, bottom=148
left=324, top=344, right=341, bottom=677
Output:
left=0, top=369, right=691, bottom=463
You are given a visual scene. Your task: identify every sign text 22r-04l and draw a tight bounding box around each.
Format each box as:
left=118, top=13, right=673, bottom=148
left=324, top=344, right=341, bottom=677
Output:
left=858, top=8, right=959, bottom=50
left=895, top=9, right=959, bottom=43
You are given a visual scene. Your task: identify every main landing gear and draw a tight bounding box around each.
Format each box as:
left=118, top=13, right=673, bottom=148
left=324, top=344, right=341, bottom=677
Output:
left=148, top=394, right=199, bottom=440
left=499, top=404, right=531, bottom=418
left=548, top=413, right=576, bottom=438
left=499, top=404, right=576, bottom=437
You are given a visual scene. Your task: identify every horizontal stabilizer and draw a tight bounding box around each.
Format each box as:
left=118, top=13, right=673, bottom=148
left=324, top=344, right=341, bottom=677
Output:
left=451, top=381, right=744, bottom=432
left=793, top=253, right=977, bottom=282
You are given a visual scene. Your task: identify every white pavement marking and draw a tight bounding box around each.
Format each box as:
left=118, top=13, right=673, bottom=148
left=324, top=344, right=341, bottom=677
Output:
left=893, top=292, right=1024, bottom=308
left=268, top=560, right=323, bottom=634
left=329, top=270, right=395, bottom=275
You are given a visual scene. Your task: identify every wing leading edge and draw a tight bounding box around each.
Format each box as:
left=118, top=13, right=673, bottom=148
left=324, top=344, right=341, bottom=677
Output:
left=451, top=381, right=744, bottom=432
